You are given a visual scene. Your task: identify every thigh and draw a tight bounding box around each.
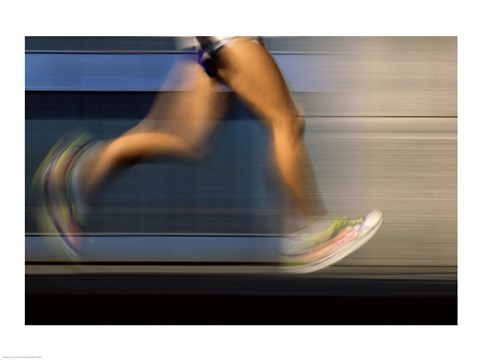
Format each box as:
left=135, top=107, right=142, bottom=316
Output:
left=128, top=61, right=229, bottom=147
left=215, top=38, right=300, bottom=126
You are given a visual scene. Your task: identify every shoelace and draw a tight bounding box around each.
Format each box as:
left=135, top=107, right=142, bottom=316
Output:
left=332, top=216, right=364, bottom=231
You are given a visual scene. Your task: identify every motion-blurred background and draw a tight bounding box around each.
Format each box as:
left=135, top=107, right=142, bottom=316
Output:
left=25, top=36, right=457, bottom=325
left=25, top=36, right=456, bottom=269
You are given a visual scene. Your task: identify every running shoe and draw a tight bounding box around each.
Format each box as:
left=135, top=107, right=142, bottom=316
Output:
left=33, top=131, right=95, bottom=261
left=282, top=210, right=383, bottom=273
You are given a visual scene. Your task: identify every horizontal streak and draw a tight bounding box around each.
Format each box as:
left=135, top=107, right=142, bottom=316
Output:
left=25, top=50, right=342, bottom=56
left=306, top=115, right=457, bottom=119
left=25, top=234, right=281, bottom=263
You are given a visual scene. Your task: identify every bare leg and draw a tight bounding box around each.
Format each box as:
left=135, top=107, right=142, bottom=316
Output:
left=216, top=38, right=327, bottom=222
left=77, top=62, right=228, bottom=195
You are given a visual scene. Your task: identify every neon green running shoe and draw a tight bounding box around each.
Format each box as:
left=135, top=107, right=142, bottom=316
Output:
left=282, top=210, right=383, bottom=273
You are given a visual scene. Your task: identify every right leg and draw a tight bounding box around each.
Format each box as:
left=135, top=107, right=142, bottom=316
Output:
left=214, top=38, right=383, bottom=273
left=216, top=38, right=327, bottom=224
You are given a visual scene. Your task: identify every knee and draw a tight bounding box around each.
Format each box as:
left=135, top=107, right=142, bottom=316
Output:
left=294, top=107, right=306, bottom=138
left=165, top=130, right=208, bottom=160
left=275, top=107, right=306, bottom=141
left=178, top=142, right=201, bottom=160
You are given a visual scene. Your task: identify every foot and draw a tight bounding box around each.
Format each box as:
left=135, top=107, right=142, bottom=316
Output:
left=33, top=131, right=94, bottom=261
left=282, top=210, right=383, bottom=273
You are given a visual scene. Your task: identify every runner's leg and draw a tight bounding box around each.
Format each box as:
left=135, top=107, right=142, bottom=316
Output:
left=216, top=38, right=327, bottom=223
left=77, top=62, right=228, bottom=195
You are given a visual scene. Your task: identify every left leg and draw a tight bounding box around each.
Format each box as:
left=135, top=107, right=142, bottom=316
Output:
left=35, top=60, right=229, bottom=257
left=75, top=61, right=229, bottom=196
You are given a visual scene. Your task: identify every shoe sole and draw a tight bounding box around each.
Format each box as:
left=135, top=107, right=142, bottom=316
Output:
left=283, top=210, right=384, bottom=274
left=35, top=207, right=83, bottom=262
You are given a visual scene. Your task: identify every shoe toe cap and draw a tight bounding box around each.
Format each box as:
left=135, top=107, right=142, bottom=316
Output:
left=363, top=210, right=383, bottom=231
